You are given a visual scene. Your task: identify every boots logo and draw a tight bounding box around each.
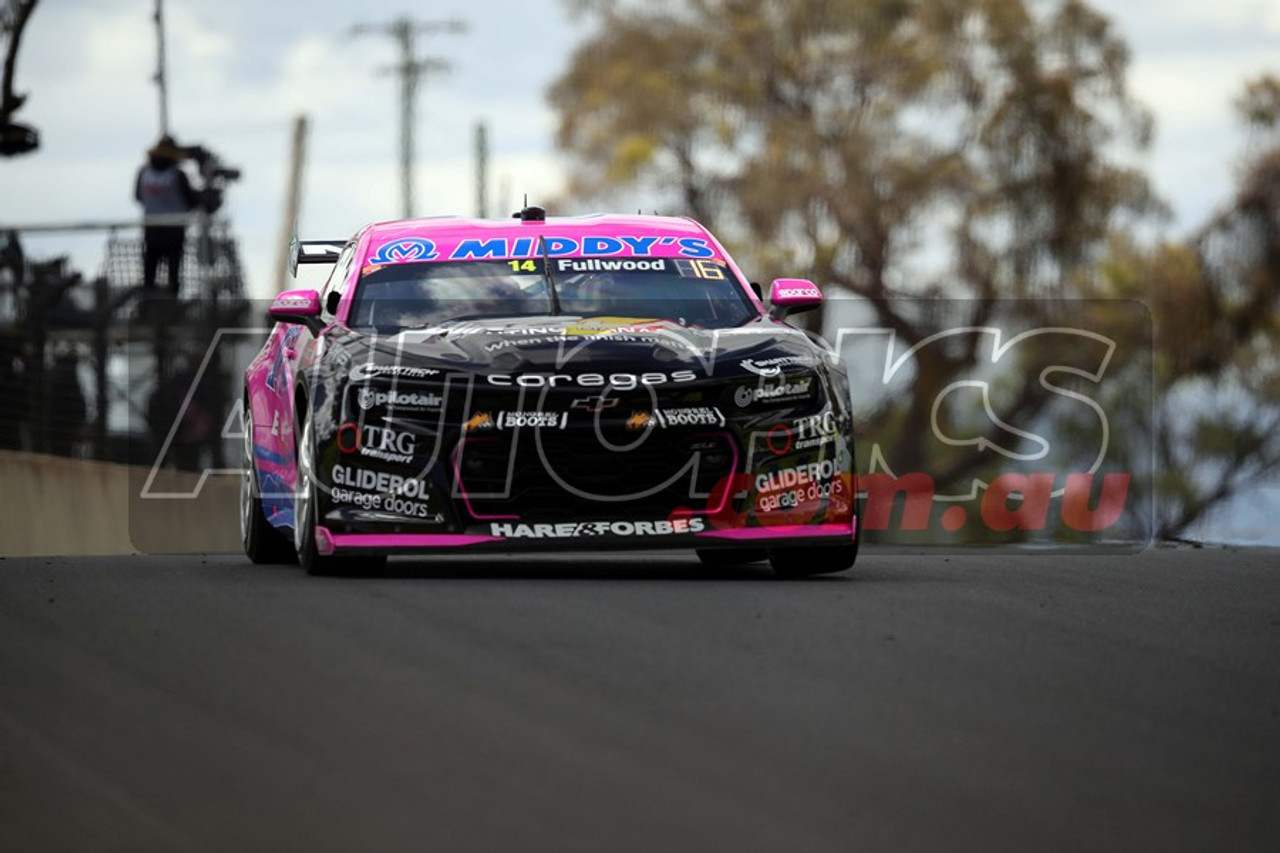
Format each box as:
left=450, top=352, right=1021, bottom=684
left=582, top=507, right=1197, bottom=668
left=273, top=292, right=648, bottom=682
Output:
left=625, top=408, right=725, bottom=429
left=498, top=411, right=568, bottom=429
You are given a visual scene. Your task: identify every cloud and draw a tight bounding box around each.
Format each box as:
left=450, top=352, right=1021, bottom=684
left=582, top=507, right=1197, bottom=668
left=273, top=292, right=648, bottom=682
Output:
left=1, top=0, right=582, bottom=299
left=2, top=0, right=1273, bottom=292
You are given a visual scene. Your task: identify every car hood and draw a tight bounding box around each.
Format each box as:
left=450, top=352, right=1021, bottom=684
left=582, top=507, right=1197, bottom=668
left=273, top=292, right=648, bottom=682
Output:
left=352, top=316, right=827, bottom=380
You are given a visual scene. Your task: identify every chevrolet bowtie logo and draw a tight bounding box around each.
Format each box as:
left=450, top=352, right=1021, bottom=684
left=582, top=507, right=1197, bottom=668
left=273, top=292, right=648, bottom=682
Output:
left=570, top=396, right=621, bottom=412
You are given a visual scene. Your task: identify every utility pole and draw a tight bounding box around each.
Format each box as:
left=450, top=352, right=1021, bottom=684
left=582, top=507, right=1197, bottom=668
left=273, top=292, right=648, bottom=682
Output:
left=475, top=121, right=488, bottom=219
left=152, top=0, right=169, bottom=137
left=351, top=16, right=465, bottom=220
left=274, top=114, right=309, bottom=290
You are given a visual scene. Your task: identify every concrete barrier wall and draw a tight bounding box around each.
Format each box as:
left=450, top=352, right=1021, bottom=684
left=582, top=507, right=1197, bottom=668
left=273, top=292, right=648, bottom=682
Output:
left=0, top=450, right=241, bottom=556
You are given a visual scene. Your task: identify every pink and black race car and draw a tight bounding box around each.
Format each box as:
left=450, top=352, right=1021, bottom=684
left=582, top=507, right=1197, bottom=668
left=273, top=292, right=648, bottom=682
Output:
left=241, top=208, right=859, bottom=576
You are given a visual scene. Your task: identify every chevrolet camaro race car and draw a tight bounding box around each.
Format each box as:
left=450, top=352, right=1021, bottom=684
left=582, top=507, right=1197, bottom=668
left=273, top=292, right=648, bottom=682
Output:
left=241, top=208, right=859, bottom=576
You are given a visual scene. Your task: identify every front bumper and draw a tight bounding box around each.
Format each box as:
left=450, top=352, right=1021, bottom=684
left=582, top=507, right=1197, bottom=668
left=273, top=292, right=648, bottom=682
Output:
left=313, top=515, right=858, bottom=556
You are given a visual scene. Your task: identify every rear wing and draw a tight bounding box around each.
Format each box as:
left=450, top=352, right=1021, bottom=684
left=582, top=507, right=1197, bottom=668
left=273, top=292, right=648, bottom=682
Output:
left=288, top=235, right=346, bottom=277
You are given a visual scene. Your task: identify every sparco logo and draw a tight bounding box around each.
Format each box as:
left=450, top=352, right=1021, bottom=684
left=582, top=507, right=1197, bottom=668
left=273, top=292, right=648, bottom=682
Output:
left=776, top=285, right=821, bottom=299
left=487, top=370, right=698, bottom=389
left=356, top=387, right=443, bottom=411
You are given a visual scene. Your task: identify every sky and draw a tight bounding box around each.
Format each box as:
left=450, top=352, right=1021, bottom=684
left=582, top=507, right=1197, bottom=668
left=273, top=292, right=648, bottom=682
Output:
left=2, top=0, right=1278, bottom=296
left=2, top=0, right=1278, bottom=543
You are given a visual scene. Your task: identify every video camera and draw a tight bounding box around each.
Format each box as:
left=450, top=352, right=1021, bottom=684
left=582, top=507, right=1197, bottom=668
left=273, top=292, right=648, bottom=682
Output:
left=179, top=143, right=242, bottom=214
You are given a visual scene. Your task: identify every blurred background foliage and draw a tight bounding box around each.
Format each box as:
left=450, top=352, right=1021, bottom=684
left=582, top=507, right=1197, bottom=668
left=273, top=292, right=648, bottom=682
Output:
left=552, top=0, right=1279, bottom=541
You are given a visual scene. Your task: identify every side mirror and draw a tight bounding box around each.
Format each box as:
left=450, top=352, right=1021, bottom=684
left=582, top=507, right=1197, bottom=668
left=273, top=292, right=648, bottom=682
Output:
left=767, top=278, right=823, bottom=320
left=269, top=288, right=323, bottom=330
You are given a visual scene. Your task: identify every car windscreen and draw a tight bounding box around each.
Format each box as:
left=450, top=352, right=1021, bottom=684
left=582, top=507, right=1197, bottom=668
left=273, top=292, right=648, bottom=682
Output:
left=348, top=257, right=758, bottom=332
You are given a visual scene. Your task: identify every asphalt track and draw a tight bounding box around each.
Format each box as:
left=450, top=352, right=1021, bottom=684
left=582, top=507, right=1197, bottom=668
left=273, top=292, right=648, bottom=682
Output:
left=1, top=547, right=1277, bottom=853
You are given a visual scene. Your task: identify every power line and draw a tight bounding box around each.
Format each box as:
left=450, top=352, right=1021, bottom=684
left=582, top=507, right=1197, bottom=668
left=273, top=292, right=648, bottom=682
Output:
left=350, top=16, right=466, bottom=220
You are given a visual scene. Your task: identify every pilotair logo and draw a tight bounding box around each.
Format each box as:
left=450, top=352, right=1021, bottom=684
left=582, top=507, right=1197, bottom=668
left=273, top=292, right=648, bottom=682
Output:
left=836, top=321, right=1141, bottom=537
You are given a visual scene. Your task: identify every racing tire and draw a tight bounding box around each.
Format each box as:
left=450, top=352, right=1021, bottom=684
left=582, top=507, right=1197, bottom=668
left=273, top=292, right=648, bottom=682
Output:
left=294, top=405, right=386, bottom=578
left=767, top=540, right=859, bottom=578
left=241, top=402, right=298, bottom=565
left=768, top=497, right=862, bottom=578
left=695, top=548, right=768, bottom=567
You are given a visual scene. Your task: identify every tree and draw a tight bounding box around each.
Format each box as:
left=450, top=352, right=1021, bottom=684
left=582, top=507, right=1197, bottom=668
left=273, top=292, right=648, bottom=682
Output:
left=551, top=0, right=1157, bottom=541
left=1091, top=74, right=1280, bottom=540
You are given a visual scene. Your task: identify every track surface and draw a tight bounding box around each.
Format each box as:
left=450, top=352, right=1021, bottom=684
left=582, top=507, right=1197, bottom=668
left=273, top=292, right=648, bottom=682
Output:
left=1, top=547, right=1277, bottom=852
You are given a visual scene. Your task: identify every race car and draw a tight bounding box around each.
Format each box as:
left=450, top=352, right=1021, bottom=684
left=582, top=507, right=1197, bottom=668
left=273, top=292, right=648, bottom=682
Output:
left=241, top=208, right=859, bottom=576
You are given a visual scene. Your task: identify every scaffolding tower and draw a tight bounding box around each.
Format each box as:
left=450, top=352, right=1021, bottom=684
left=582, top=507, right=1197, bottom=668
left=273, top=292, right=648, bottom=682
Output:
left=0, top=215, right=253, bottom=470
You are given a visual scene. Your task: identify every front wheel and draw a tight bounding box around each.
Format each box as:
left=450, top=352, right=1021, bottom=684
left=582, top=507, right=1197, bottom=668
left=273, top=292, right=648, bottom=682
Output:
left=695, top=548, right=767, bottom=567
left=294, top=405, right=385, bottom=577
left=241, top=402, right=297, bottom=565
left=767, top=540, right=858, bottom=578
left=768, top=504, right=861, bottom=578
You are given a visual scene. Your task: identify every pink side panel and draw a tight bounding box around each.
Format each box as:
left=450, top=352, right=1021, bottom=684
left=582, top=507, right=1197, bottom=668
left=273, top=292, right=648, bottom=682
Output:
left=244, top=323, right=299, bottom=489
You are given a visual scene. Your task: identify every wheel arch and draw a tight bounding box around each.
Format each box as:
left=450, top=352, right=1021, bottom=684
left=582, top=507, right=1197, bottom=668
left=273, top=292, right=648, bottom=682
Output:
left=293, top=383, right=310, bottom=433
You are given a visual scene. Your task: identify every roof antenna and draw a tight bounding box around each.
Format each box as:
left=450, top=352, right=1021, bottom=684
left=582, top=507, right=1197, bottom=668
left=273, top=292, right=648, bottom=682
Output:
left=513, top=192, right=547, bottom=222
left=513, top=193, right=546, bottom=221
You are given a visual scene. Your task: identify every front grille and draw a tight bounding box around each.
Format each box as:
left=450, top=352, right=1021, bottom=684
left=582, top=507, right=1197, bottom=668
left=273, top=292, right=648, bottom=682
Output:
left=342, top=375, right=743, bottom=521
left=453, top=420, right=738, bottom=522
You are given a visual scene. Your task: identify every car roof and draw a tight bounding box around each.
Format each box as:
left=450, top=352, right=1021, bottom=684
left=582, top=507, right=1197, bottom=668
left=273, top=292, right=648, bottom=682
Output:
left=355, top=213, right=729, bottom=266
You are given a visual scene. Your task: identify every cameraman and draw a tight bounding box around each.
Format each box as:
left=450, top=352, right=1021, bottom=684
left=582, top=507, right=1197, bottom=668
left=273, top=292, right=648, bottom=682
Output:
left=133, top=135, right=198, bottom=296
